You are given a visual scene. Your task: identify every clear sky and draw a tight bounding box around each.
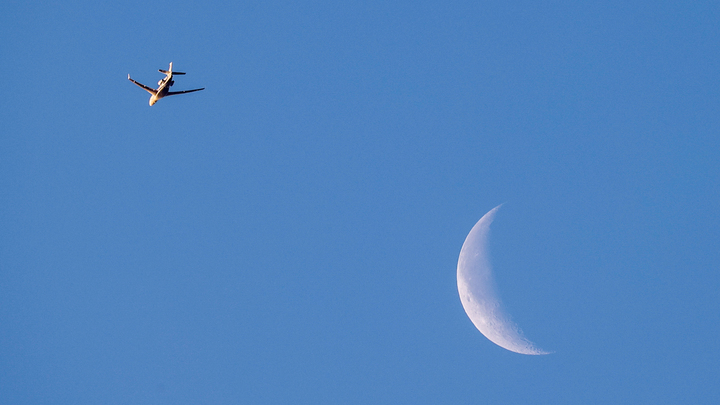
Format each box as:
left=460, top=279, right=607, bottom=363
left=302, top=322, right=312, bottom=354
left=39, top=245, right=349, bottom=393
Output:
left=2, top=1, right=719, bottom=403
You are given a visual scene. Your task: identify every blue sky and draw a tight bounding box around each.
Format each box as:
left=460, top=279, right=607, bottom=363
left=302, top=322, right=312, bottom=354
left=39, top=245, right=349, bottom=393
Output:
left=2, top=1, right=719, bottom=403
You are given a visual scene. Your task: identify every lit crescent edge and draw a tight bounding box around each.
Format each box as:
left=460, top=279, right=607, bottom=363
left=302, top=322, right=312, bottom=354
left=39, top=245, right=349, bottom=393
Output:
left=457, top=205, right=550, bottom=355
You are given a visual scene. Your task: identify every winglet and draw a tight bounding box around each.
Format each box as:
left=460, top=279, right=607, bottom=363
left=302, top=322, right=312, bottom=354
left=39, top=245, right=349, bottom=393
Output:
left=127, top=74, right=131, bottom=80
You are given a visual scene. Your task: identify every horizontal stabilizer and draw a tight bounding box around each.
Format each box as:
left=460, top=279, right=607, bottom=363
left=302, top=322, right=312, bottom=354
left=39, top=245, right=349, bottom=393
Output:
left=159, top=69, right=185, bottom=75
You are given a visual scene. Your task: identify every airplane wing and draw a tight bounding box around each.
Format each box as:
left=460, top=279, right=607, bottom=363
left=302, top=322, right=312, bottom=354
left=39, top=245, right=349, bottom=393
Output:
left=166, top=88, right=205, bottom=96
left=127, top=74, right=157, bottom=95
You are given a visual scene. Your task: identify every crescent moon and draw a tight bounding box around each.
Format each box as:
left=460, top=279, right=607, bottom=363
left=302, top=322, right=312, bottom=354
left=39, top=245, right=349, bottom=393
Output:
left=457, top=205, right=550, bottom=355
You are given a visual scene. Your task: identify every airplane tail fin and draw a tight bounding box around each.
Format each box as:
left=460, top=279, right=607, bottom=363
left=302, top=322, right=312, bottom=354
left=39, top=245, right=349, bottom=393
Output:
left=159, top=62, right=185, bottom=75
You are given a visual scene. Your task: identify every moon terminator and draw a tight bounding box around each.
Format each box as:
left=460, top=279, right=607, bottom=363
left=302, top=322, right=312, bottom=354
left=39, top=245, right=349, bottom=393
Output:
left=457, top=205, right=550, bottom=355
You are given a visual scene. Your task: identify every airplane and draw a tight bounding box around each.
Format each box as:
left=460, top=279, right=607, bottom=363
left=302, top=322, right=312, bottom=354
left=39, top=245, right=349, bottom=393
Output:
left=128, top=62, right=204, bottom=106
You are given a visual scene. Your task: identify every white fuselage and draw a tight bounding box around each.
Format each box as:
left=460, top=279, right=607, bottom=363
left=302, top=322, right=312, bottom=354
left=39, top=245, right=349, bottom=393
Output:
left=149, top=75, right=173, bottom=105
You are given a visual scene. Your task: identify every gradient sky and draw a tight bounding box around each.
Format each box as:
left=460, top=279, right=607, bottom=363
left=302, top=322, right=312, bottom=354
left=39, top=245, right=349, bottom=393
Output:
left=2, top=1, right=719, bottom=404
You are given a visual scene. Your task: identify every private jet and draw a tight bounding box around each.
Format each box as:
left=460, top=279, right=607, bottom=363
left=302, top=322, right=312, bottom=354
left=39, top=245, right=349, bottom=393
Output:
left=128, top=62, right=205, bottom=106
